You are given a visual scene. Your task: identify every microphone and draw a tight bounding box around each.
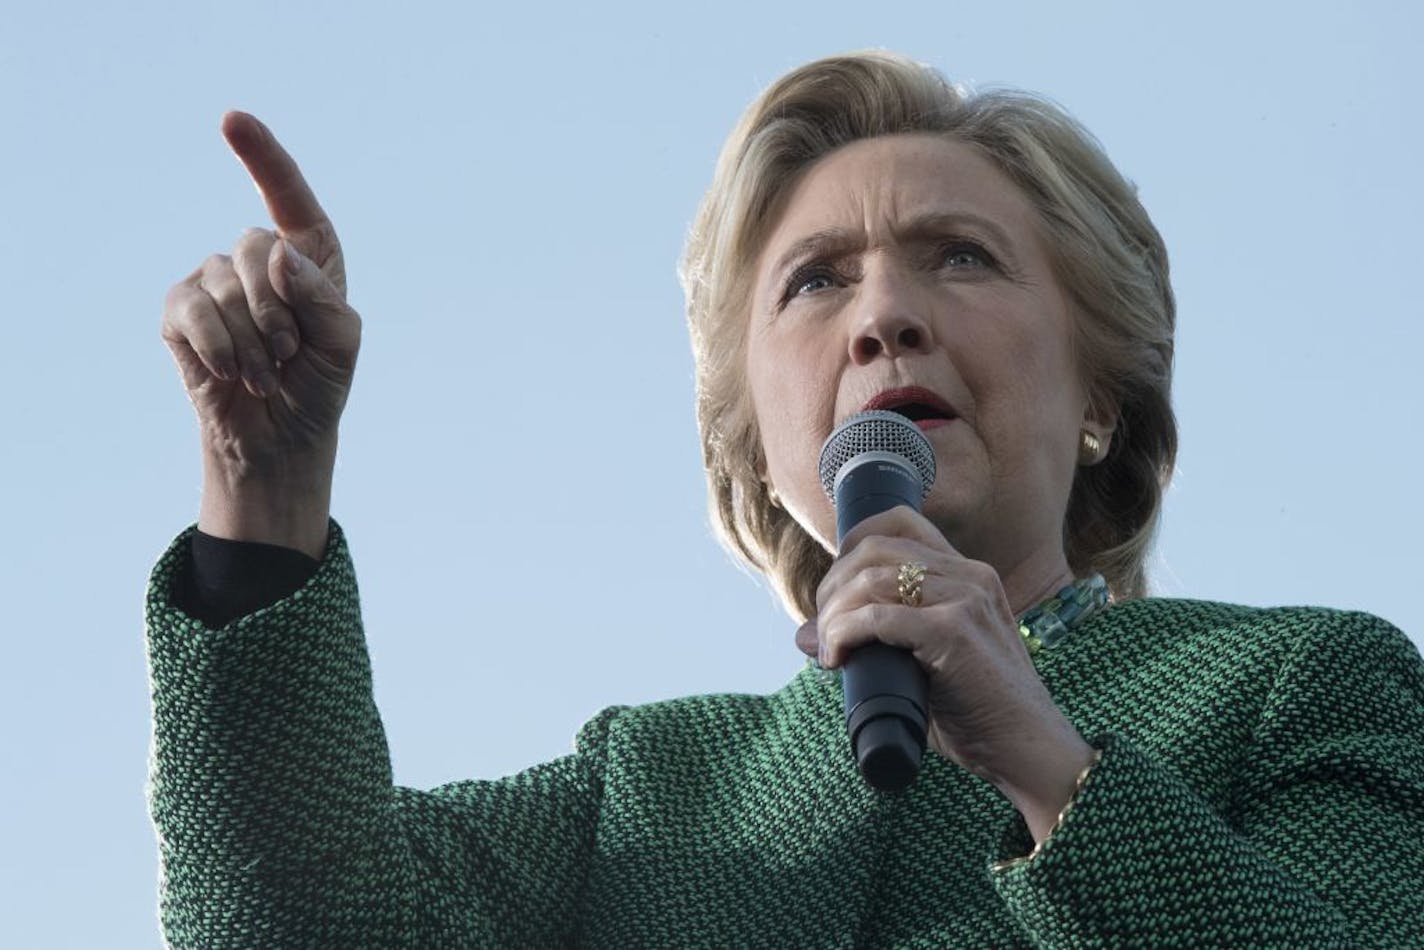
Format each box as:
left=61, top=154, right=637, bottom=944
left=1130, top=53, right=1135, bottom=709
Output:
left=817, top=410, right=936, bottom=791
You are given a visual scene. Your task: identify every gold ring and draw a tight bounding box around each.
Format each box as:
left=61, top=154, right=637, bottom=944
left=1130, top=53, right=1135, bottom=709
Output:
left=897, top=562, right=927, bottom=607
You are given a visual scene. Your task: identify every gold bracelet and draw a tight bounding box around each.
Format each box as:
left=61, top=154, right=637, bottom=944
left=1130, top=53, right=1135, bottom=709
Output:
left=992, top=747, right=1103, bottom=872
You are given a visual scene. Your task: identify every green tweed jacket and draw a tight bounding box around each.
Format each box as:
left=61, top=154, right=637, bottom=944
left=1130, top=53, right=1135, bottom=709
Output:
left=145, top=522, right=1424, bottom=947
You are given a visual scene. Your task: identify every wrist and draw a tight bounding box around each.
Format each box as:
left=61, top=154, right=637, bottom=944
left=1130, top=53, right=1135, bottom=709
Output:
left=199, top=450, right=334, bottom=560
left=986, top=722, right=1097, bottom=845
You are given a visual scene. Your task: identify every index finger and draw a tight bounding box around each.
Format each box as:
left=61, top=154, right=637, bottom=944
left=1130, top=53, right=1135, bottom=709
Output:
left=838, top=505, right=955, bottom=560
left=220, top=111, right=331, bottom=236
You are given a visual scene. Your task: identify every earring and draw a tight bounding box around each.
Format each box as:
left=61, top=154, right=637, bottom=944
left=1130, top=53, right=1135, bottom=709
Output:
left=1079, top=430, right=1102, bottom=464
left=767, top=485, right=783, bottom=509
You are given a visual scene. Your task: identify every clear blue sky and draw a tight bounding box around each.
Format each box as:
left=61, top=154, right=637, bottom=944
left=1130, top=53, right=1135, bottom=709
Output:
left=2, top=1, right=1419, bottom=945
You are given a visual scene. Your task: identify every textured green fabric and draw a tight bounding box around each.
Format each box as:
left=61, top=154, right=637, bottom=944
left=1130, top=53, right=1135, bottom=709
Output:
left=146, top=521, right=1424, bottom=947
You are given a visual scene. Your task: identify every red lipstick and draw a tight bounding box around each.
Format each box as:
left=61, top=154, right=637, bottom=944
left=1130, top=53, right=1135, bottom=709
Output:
left=861, top=387, right=957, bottom=430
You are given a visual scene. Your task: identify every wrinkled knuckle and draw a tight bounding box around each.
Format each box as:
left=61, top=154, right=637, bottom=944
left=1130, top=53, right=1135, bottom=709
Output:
left=872, top=533, right=900, bottom=554
left=200, top=252, right=232, bottom=275
left=861, top=565, right=894, bottom=599
left=249, top=298, right=289, bottom=329
left=863, top=602, right=894, bottom=627
left=235, top=228, right=278, bottom=263
left=168, top=287, right=207, bottom=326
left=163, top=281, right=191, bottom=311
left=938, top=598, right=971, bottom=626
left=201, top=335, right=235, bottom=363
left=208, top=275, right=247, bottom=309
left=239, top=345, right=273, bottom=371
left=966, top=558, right=999, bottom=587
left=857, top=535, right=890, bottom=561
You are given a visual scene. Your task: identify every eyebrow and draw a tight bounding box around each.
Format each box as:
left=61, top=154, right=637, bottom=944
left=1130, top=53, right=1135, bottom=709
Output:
left=768, top=210, right=1020, bottom=282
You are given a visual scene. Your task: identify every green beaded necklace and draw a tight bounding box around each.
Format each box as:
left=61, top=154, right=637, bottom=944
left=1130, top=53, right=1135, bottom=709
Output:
left=1017, top=573, right=1110, bottom=657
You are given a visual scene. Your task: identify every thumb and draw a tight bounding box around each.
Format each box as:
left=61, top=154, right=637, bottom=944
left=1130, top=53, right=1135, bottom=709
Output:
left=795, top=618, right=820, bottom=661
left=268, top=240, right=360, bottom=357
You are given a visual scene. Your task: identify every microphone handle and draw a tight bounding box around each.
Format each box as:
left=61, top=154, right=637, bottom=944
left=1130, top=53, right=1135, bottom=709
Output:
left=834, top=462, right=929, bottom=791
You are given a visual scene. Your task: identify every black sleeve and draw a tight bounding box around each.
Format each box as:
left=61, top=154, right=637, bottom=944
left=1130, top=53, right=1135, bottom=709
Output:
left=177, top=530, right=321, bottom=627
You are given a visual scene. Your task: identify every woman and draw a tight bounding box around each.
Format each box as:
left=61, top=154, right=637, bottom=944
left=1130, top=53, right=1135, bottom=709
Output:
left=148, top=51, right=1424, bottom=946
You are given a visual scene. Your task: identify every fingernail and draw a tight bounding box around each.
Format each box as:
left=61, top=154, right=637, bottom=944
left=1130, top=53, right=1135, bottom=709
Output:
left=283, top=241, right=302, bottom=275
left=255, top=372, right=279, bottom=397
left=270, top=331, right=297, bottom=361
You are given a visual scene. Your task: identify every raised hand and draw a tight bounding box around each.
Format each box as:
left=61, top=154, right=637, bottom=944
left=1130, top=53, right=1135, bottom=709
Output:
left=161, top=112, right=361, bottom=558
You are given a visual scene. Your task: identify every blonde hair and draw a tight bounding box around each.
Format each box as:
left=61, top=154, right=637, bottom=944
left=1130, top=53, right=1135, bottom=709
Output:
left=679, top=51, right=1177, bottom=621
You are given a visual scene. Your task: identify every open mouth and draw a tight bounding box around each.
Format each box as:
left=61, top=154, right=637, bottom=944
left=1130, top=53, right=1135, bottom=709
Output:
left=888, top=402, right=953, bottom=424
left=861, top=387, right=957, bottom=428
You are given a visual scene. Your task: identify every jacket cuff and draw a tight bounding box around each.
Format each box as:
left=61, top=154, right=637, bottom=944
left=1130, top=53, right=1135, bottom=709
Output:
left=170, top=523, right=329, bottom=628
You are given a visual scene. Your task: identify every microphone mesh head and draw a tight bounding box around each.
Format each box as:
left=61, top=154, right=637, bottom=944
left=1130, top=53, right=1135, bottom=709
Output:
left=818, top=410, right=936, bottom=501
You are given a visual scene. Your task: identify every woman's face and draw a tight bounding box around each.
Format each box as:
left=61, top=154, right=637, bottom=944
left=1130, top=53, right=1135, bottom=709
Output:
left=746, top=133, right=1107, bottom=589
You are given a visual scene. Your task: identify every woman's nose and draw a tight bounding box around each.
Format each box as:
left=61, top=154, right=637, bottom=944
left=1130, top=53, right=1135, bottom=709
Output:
left=848, top=264, right=934, bottom=363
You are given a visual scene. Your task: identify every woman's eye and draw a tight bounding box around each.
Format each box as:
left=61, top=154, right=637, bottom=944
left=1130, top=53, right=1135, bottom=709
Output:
left=942, top=242, right=994, bottom=270
left=785, top=267, right=838, bottom=300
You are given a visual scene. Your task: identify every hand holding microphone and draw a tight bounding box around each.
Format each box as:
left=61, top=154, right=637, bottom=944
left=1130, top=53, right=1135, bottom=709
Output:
left=807, top=410, right=1088, bottom=803
left=817, top=410, right=935, bottom=791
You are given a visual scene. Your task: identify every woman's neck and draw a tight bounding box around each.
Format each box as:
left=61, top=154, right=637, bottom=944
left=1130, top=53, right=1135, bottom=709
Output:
left=997, top=546, right=1078, bottom=618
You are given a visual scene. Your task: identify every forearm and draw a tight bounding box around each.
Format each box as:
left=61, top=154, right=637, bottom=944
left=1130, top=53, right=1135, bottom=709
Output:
left=145, top=520, right=611, bottom=946
left=146, top=522, right=423, bottom=944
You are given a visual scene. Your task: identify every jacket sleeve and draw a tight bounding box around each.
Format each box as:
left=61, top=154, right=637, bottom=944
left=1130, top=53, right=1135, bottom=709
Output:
left=989, top=610, right=1424, bottom=948
left=145, top=521, right=616, bottom=948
